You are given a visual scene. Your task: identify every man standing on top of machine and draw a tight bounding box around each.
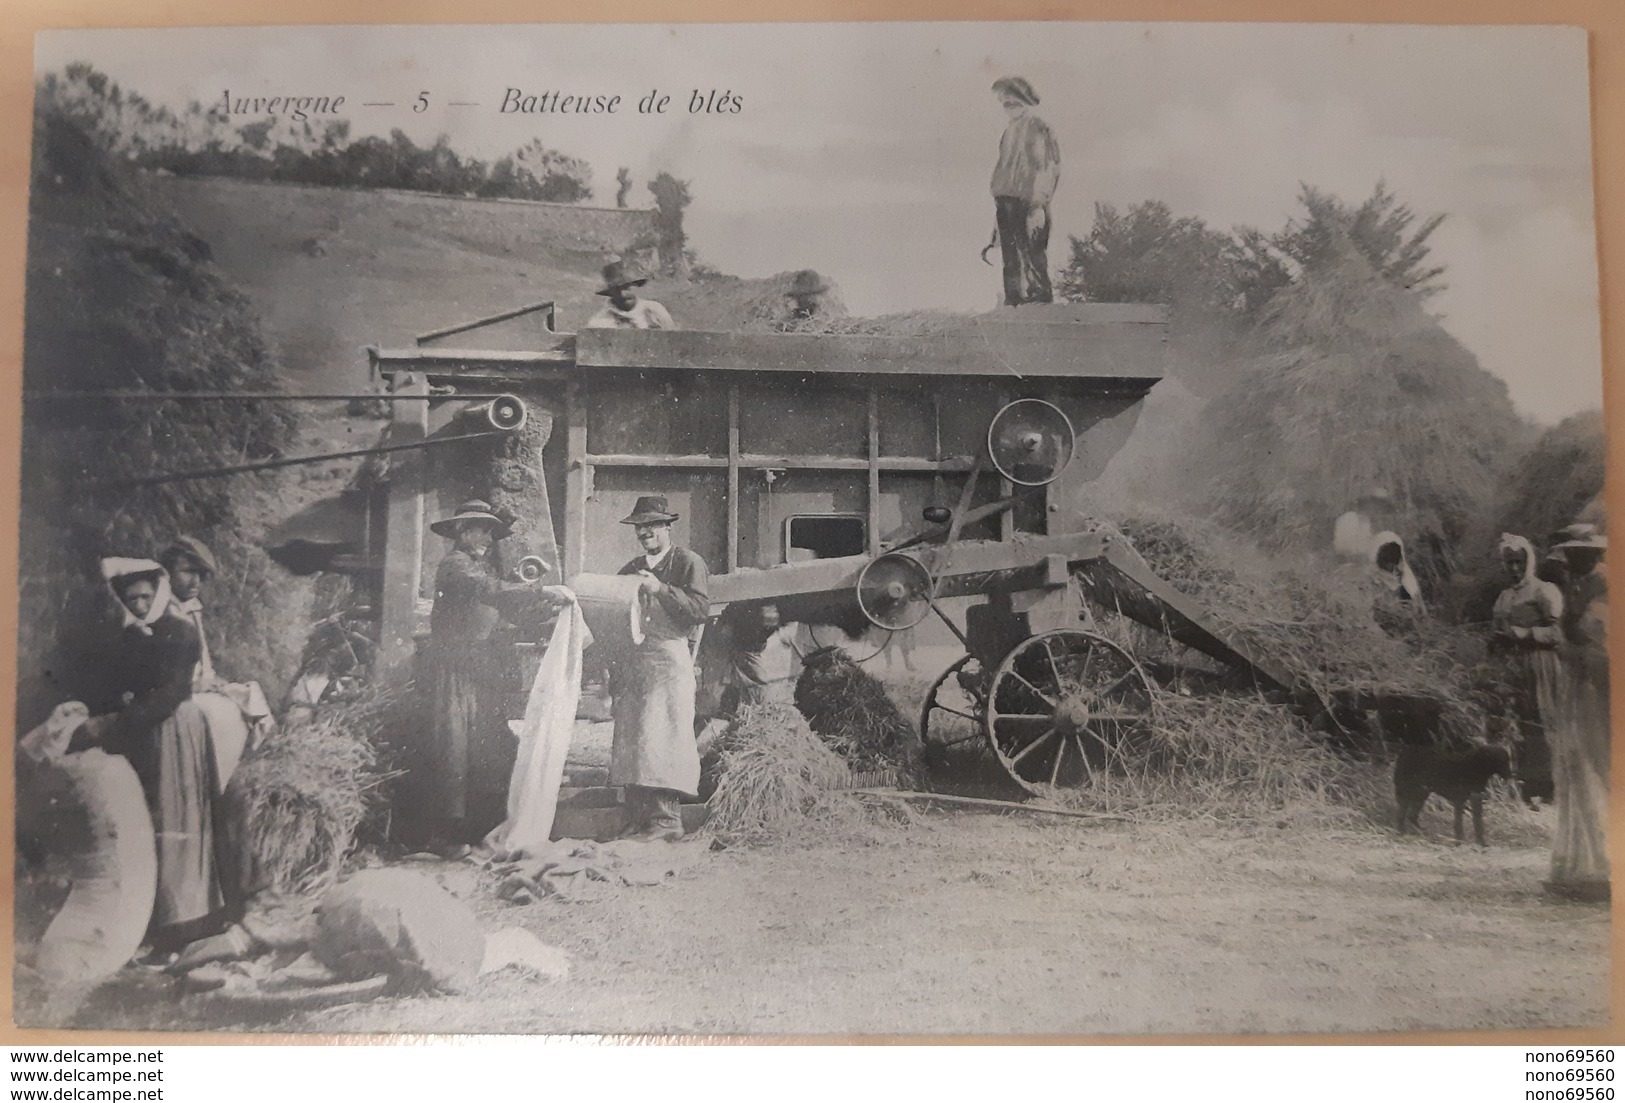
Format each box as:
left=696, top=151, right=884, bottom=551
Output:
left=585, top=260, right=676, bottom=330
left=987, top=75, right=1060, bottom=307
left=612, top=495, right=710, bottom=842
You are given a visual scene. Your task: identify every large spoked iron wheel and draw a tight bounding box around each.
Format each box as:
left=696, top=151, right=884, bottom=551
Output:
left=919, top=655, right=986, bottom=753
left=984, top=630, right=1157, bottom=795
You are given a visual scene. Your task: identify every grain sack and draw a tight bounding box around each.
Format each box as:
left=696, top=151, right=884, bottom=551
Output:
left=483, top=602, right=591, bottom=859
left=570, top=572, right=645, bottom=664
left=16, top=749, right=156, bottom=986
left=313, top=868, right=484, bottom=995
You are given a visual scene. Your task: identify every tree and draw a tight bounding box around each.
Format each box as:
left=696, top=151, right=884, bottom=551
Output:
left=1226, top=226, right=1293, bottom=319
left=511, top=138, right=592, bottom=203
left=1274, top=181, right=1447, bottom=299
left=648, top=172, right=692, bottom=276
left=615, top=167, right=632, bottom=208
left=35, top=66, right=600, bottom=205
left=1058, top=201, right=1239, bottom=314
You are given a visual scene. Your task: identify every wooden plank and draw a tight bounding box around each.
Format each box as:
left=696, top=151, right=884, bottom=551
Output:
left=378, top=372, right=430, bottom=679
left=1096, top=541, right=1298, bottom=692
left=555, top=787, right=624, bottom=809
left=980, top=302, right=1169, bottom=326
left=585, top=453, right=977, bottom=473
left=374, top=340, right=576, bottom=366
left=389, top=366, right=576, bottom=389
left=587, top=453, right=729, bottom=469
left=850, top=789, right=1136, bottom=823
left=563, top=381, right=588, bottom=579
left=727, top=385, right=740, bottom=572
left=708, top=530, right=1109, bottom=605
left=551, top=803, right=710, bottom=842
left=576, top=327, right=1168, bottom=382
left=996, top=387, right=1014, bottom=542
left=866, top=388, right=881, bottom=557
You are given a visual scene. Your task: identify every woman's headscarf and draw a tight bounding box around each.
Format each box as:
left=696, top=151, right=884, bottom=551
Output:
left=1498, top=533, right=1538, bottom=587
left=100, top=557, right=172, bottom=634
left=1371, top=531, right=1425, bottom=611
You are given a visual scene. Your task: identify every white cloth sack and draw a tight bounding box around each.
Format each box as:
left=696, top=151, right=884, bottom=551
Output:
left=19, top=702, right=91, bottom=762
left=570, top=573, right=646, bottom=660
left=483, top=603, right=593, bottom=860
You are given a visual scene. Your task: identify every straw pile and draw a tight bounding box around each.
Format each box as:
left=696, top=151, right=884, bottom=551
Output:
left=1105, top=508, right=1486, bottom=726
left=706, top=702, right=859, bottom=844
left=1042, top=690, right=1386, bottom=825
left=658, top=270, right=850, bottom=332
left=771, top=309, right=969, bottom=337
left=793, top=647, right=917, bottom=772
left=229, top=690, right=394, bottom=895
left=1046, top=687, right=1544, bottom=841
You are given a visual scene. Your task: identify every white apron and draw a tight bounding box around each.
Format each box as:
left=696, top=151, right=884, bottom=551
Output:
left=610, top=636, right=701, bottom=796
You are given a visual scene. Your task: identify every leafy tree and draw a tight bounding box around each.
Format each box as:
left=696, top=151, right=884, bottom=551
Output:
left=1058, top=201, right=1239, bottom=314
left=1059, top=200, right=1263, bottom=395
left=648, top=172, right=692, bottom=276
left=1226, top=226, right=1293, bottom=319
left=511, top=138, right=593, bottom=202
left=1274, top=181, right=1447, bottom=298
left=36, top=66, right=596, bottom=204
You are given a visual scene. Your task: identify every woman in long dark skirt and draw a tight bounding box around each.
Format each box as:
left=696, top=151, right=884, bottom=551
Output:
left=424, top=502, right=573, bottom=847
left=93, top=559, right=227, bottom=959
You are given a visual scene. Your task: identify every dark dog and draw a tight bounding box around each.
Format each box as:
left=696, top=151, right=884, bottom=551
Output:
left=1394, top=742, right=1514, bottom=847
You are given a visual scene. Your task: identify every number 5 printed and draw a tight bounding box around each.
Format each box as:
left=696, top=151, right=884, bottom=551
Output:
left=413, top=91, right=429, bottom=113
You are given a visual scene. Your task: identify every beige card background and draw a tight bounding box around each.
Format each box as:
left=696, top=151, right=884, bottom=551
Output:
left=0, top=0, right=1618, bottom=1046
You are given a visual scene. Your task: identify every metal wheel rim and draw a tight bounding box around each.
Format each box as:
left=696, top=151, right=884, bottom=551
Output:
left=983, top=629, right=1156, bottom=795
left=919, top=654, right=984, bottom=749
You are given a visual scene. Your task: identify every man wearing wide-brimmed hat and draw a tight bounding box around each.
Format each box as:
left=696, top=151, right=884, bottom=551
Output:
left=423, top=500, right=574, bottom=848
left=611, top=494, right=709, bottom=841
left=1546, top=521, right=1610, bottom=901
left=988, top=75, right=1060, bottom=307
left=585, top=259, right=676, bottom=330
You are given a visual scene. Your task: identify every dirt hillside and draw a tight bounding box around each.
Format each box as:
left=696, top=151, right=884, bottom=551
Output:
left=151, top=176, right=656, bottom=389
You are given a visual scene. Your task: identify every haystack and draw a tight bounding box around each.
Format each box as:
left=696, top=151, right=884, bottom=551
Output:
left=228, top=691, right=393, bottom=896
left=706, top=702, right=855, bottom=844
left=793, top=647, right=916, bottom=771
left=1184, top=247, right=1526, bottom=593
left=656, top=269, right=850, bottom=332
left=1496, top=410, right=1606, bottom=544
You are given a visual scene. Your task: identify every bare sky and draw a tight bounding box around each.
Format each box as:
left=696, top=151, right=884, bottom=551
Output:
left=36, top=21, right=1602, bottom=423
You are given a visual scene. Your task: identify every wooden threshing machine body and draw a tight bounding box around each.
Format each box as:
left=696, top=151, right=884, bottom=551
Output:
left=367, top=303, right=1171, bottom=677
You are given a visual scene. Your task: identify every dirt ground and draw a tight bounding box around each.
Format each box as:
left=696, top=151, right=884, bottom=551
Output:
left=61, top=804, right=1608, bottom=1039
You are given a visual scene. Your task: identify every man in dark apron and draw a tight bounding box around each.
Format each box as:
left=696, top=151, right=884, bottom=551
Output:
left=612, top=496, right=710, bottom=842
